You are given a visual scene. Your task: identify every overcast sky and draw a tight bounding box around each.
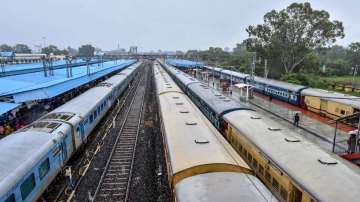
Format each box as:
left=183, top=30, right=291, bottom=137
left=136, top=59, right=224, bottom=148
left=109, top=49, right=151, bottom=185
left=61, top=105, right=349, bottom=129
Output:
left=1, top=0, right=359, bottom=52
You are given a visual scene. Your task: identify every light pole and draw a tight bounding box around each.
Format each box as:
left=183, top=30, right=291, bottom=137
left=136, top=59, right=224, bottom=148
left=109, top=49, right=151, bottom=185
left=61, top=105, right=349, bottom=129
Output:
left=85, top=57, right=91, bottom=75
left=264, top=59, right=268, bottom=78
left=352, top=65, right=358, bottom=87
left=229, top=66, right=234, bottom=95
left=250, top=52, right=256, bottom=84
left=41, top=56, right=48, bottom=77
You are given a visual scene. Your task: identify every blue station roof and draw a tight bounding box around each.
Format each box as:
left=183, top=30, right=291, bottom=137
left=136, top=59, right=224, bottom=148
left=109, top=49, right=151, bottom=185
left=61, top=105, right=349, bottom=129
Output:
left=0, top=59, right=136, bottom=103
left=0, top=102, right=19, bottom=117
left=0, top=58, right=99, bottom=76
left=166, top=59, right=203, bottom=69
left=0, top=52, right=15, bottom=57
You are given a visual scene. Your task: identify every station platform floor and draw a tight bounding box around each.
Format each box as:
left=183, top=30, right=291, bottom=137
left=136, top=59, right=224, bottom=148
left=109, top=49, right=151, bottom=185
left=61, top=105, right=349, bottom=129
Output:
left=204, top=78, right=351, bottom=153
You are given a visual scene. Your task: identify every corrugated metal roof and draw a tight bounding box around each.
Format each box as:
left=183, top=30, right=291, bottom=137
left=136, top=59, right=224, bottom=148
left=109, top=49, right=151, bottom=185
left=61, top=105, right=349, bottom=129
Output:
left=0, top=58, right=95, bottom=73
left=254, top=76, right=307, bottom=92
left=0, top=102, right=19, bottom=116
left=0, top=60, right=136, bottom=103
left=302, top=88, right=360, bottom=108
left=0, top=52, right=15, bottom=57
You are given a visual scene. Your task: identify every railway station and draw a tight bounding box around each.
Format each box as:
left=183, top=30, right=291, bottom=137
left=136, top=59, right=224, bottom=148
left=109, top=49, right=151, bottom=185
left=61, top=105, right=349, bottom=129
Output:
left=1, top=58, right=360, bottom=202
left=2, top=1, right=360, bottom=202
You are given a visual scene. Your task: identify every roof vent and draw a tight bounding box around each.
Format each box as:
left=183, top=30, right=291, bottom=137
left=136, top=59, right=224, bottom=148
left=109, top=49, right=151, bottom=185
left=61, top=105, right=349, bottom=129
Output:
left=285, top=137, right=301, bottom=143
left=167, top=86, right=172, bottom=88
left=180, top=110, right=189, bottom=113
left=215, top=94, right=222, bottom=96
left=268, top=127, right=281, bottom=131
left=176, top=102, right=184, bottom=105
left=97, top=82, right=113, bottom=87
left=173, top=96, right=180, bottom=99
left=186, top=122, right=197, bottom=125
left=219, top=97, right=226, bottom=99
left=224, top=99, right=231, bottom=102
left=318, top=157, right=338, bottom=165
left=251, top=116, right=262, bottom=120
left=195, top=138, right=210, bottom=144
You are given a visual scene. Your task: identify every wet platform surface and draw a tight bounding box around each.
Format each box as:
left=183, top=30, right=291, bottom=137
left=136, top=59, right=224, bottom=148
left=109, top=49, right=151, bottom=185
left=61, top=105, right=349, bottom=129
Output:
left=201, top=76, right=351, bottom=153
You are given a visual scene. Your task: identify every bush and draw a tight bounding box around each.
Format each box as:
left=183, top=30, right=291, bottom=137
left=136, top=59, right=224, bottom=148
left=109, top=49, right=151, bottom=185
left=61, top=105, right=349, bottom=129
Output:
left=280, top=73, right=310, bottom=85
left=280, top=73, right=329, bottom=88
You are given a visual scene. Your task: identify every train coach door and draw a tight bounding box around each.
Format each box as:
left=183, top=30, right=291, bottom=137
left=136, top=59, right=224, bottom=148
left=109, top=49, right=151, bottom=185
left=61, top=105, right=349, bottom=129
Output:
left=77, top=122, right=85, bottom=143
left=57, top=132, right=68, bottom=166
left=320, top=99, right=328, bottom=114
left=291, top=186, right=303, bottom=202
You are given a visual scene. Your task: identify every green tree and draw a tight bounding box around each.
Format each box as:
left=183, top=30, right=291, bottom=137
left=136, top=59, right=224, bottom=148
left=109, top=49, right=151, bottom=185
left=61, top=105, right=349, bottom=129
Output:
left=347, top=42, right=360, bottom=67
left=78, top=44, right=95, bottom=58
left=41, top=45, right=60, bottom=55
left=245, top=2, right=344, bottom=74
left=13, top=44, right=32, bottom=53
left=0, top=44, right=13, bottom=52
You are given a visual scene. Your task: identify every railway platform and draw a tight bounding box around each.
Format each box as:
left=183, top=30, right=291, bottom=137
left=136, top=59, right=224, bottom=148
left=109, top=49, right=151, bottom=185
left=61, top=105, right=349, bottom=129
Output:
left=236, top=92, right=350, bottom=152
left=204, top=77, right=351, bottom=153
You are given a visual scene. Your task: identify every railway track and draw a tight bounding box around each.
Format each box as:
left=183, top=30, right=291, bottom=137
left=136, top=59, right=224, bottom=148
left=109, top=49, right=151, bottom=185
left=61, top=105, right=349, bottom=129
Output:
left=93, top=64, right=148, bottom=201
left=42, top=63, right=148, bottom=202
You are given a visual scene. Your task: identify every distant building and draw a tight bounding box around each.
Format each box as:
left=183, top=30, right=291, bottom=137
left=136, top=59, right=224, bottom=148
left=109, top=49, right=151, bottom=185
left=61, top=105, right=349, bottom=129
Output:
left=0, top=52, right=63, bottom=64
left=129, top=46, right=138, bottom=54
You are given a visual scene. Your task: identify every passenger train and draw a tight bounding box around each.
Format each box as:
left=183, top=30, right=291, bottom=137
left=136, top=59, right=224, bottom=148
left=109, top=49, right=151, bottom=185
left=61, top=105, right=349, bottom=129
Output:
left=0, top=62, right=142, bottom=202
left=160, top=60, right=360, bottom=202
left=201, top=65, right=360, bottom=120
left=153, top=62, right=277, bottom=202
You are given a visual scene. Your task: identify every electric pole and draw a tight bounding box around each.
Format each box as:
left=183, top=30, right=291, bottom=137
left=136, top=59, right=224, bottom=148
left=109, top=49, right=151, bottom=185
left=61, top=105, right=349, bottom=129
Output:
left=250, top=52, right=256, bottom=84
left=264, top=59, right=268, bottom=78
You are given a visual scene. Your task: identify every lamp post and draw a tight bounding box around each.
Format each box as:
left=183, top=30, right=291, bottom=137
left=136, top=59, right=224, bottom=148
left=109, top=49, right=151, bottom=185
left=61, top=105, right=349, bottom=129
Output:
left=85, top=57, right=91, bottom=75
left=250, top=52, right=256, bottom=85
left=229, top=66, right=234, bottom=95
left=41, top=56, right=48, bottom=77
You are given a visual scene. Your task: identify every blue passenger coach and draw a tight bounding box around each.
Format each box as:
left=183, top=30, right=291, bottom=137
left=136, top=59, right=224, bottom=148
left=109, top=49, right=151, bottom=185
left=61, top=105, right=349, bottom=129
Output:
left=252, top=77, right=307, bottom=105
left=161, top=61, right=252, bottom=130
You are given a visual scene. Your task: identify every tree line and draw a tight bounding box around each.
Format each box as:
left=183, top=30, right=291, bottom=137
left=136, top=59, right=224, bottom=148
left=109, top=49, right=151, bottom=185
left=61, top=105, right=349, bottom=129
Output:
left=0, top=44, right=97, bottom=58
left=183, top=2, right=359, bottom=86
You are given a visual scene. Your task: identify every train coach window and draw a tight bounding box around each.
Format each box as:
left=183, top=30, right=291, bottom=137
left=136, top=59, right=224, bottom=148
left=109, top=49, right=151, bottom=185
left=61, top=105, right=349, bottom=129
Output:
left=20, top=173, right=36, bottom=200
left=38, top=158, right=50, bottom=180
left=253, top=159, right=258, bottom=169
left=247, top=153, right=253, bottom=163
left=4, top=194, right=15, bottom=202
left=238, top=144, right=242, bottom=153
left=272, top=179, right=279, bottom=191
left=280, top=186, right=288, bottom=201
left=265, top=171, right=271, bottom=182
left=243, top=149, right=247, bottom=157
left=90, top=115, right=94, bottom=123
left=258, top=165, right=264, bottom=176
